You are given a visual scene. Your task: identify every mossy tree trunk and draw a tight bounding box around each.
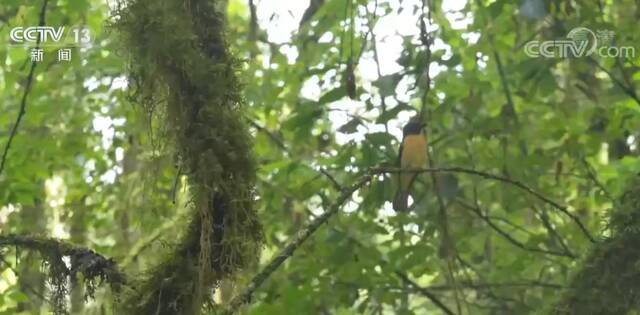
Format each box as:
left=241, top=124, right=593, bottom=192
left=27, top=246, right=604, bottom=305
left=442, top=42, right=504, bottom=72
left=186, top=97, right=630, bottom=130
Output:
left=112, top=0, right=263, bottom=314
left=549, top=176, right=640, bottom=314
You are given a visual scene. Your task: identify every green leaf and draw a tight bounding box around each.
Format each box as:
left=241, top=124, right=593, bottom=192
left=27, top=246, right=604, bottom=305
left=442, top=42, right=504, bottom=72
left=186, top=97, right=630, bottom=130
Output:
left=337, top=118, right=361, bottom=134
left=318, top=87, right=347, bottom=104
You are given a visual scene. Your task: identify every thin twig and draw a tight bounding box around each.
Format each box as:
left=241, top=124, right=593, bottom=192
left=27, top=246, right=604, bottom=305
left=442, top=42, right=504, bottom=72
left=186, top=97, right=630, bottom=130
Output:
left=492, top=50, right=518, bottom=126
left=457, top=199, right=574, bottom=258
left=318, top=168, right=343, bottom=191
left=0, top=254, right=51, bottom=303
left=418, top=0, right=433, bottom=118
left=0, top=0, right=49, bottom=177
left=372, top=167, right=596, bottom=243
left=249, top=118, right=345, bottom=192
left=394, top=271, right=456, bottom=315
left=531, top=206, right=575, bottom=258
left=225, top=164, right=596, bottom=313
left=581, top=157, right=615, bottom=203
left=247, top=119, right=289, bottom=154
left=588, top=57, right=640, bottom=106
left=332, top=225, right=456, bottom=315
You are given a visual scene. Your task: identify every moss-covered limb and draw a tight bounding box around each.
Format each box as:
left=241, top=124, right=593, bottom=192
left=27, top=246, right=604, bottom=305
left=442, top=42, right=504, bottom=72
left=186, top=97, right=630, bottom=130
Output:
left=0, top=234, right=124, bottom=288
left=0, top=234, right=124, bottom=315
left=224, top=174, right=374, bottom=314
left=112, top=0, right=262, bottom=313
left=548, top=233, right=640, bottom=314
left=548, top=177, right=640, bottom=315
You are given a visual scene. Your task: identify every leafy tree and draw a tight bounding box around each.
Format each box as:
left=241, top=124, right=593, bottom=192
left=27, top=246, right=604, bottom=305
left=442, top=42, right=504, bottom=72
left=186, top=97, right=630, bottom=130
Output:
left=0, top=0, right=639, bottom=314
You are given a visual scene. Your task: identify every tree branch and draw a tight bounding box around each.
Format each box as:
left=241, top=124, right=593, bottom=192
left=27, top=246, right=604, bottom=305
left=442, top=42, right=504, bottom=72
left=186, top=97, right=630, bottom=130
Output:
left=372, top=167, right=596, bottom=243
left=0, top=255, right=51, bottom=303
left=247, top=0, right=258, bottom=42
left=394, top=271, right=456, bottom=315
left=457, top=198, right=575, bottom=258
left=298, top=0, right=325, bottom=29
left=0, top=234, right=124, bottom=290
left=226, top=164, right=597, bottom=313
left=0, top=0, right=48, bottom=178
left=588, top=57, right=640, bottom=106
left=224, top=173, right=374, bottom=313
left=418, top=0, right=433, bottom=117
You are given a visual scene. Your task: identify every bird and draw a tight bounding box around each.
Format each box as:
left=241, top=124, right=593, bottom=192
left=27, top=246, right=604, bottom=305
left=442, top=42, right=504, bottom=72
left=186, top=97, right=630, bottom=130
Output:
left=393, top=119, right=427, bottom=212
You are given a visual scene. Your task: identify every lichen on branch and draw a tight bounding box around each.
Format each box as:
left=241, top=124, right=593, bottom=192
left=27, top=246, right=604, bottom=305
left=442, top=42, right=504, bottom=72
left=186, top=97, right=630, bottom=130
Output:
left=0, top=234, right=123, bottom=315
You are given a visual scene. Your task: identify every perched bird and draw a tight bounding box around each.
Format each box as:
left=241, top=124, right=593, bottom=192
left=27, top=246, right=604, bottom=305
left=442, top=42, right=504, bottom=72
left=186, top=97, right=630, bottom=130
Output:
left=393, top=119, right=427, bottom=212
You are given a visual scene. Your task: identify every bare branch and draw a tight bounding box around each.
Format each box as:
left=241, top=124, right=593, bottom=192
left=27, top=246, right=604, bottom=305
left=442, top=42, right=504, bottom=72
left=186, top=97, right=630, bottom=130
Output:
left=335, top=225, right=457, bottom=315
left=372, top=166, right=597, bottom=243
left=225, top=163, right=597, bottom=313
left=224, top=173, right=374, bottom=313
left=588, top=57, right=640, bottom=106
left=299, top=0, right=325, bottom=29
left=394, top=271, right=456, bottom=315
left=457, top=199, right=575, bottom=258
left=0, top=0, right=49, bottom=178
left=418, top=0, right=433, bottom=117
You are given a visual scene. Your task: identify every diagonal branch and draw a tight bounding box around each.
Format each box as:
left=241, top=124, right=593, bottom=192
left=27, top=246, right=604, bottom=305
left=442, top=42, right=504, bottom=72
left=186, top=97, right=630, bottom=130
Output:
left=457, top=198, right=575, bottom=258
left=0, top=255, right=51, bottom=303
left=394, top=270, right=456, bottom=315
left=310, top=213, right=456, bottom=315
left=225, top=165, right=596, bottom=313
left=224, top=173, right=374, bottom=313
left=298, top=0, right=325, bottom=29
left=588, top=57, right=640, bottom=106
left=0, top=0, right=48, bottom=177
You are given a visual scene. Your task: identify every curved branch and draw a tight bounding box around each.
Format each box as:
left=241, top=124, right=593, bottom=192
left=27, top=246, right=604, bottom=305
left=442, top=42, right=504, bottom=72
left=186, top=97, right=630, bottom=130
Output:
left=227, top=165, right=596, bottom=313
left=372, top=167, right=596, bottom=243
left=457, top=198, right=575, bottom=258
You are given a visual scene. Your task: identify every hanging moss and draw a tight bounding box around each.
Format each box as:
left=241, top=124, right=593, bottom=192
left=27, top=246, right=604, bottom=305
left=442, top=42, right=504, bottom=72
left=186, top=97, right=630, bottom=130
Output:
left=110, top=0, right=263, bottom=313
left=548, top=177, right=640, bottom=314
left=0, top=235, right=124, bottom=315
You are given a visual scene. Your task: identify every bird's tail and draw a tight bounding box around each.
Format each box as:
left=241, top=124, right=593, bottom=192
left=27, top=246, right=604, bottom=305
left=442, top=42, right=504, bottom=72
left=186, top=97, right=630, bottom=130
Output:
left=393, top=189, right=409, bottom=212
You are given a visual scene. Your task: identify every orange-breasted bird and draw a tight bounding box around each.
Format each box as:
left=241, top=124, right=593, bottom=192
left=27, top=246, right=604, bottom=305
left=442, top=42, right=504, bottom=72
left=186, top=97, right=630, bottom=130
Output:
left=393, top=120, right=427, bottom=212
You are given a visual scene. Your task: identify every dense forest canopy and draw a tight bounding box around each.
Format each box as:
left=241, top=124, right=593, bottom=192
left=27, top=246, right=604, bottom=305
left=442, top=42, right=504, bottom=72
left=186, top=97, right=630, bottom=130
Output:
left=0, top=0, right=639, bottom=314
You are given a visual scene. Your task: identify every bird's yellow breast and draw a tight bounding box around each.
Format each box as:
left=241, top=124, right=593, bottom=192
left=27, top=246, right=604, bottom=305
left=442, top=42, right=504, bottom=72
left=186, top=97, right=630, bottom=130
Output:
left=401, top=135, right=427, bottom=168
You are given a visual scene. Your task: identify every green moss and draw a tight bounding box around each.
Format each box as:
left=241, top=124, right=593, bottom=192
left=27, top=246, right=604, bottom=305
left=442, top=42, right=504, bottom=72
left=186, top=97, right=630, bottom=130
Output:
left=111, top=0, right=263, bottom=313
left=548, top=177, right=640, bottom=315
left=0, top=235, right=124, bottom=315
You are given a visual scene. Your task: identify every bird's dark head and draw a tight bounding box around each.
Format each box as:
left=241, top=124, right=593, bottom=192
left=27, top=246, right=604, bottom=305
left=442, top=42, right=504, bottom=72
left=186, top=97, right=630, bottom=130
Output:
left=402, top=120, right=426, bottom=136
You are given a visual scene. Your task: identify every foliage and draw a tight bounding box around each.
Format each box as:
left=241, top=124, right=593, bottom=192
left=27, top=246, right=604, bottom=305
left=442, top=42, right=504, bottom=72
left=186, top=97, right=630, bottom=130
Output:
left=0, top=0, right=639, bottom=314
left=549, top=177, right=640, bottom=314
